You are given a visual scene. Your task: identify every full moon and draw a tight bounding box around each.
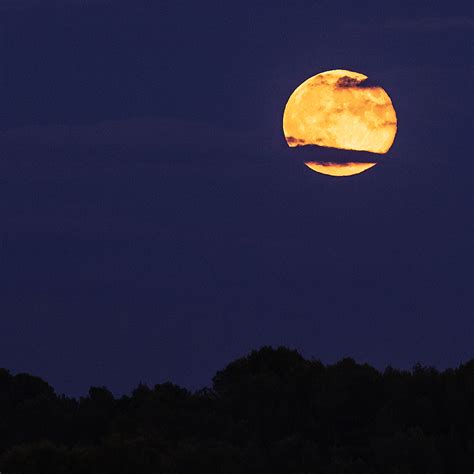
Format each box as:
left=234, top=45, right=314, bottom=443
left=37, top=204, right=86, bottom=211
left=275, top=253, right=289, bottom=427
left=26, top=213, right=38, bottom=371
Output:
left=283, top=69, right=397, bottom=177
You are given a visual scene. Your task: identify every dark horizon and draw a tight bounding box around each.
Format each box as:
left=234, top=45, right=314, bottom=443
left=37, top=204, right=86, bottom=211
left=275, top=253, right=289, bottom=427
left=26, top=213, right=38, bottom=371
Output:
left=2, top=345, right=473, bottom=398
left=1, top=346, right=472, bottom=473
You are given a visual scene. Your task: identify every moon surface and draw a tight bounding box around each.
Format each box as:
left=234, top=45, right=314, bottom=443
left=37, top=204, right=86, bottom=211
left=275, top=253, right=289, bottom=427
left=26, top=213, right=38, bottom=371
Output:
left=283, top=69, right=397, bottom=177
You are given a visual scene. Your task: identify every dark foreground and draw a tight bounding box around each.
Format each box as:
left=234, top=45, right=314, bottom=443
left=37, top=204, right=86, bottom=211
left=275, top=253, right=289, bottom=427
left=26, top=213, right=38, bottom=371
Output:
left=0, top=347, right=472, bottom=473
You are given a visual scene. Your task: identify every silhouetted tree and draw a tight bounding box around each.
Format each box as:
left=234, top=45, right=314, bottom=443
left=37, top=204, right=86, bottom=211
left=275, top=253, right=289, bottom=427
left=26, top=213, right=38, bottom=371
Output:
left=0, top=347, right=472, bottom=473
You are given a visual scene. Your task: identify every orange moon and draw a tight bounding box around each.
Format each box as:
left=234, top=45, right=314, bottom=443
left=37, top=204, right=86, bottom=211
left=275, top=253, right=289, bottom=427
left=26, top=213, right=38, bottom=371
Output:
left=283, top=69, right=397, bottom=177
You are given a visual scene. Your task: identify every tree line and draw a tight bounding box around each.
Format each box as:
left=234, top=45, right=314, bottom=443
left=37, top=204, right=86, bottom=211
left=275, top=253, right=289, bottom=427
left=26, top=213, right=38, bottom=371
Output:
left=0, top=346, right=472, bottom=473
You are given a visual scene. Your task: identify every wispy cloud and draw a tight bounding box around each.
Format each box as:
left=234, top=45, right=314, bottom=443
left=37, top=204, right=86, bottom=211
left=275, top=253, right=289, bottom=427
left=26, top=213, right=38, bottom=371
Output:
left=345, top=16, right=473, bottom=33
left=0, top=117, right=271, bottom=158
left=0, top=0, right=108, bottom=11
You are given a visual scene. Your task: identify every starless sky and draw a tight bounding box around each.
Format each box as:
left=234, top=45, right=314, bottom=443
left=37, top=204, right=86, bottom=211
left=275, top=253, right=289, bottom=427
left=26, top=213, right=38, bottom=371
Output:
left=0, top=0, right=472, bottom=396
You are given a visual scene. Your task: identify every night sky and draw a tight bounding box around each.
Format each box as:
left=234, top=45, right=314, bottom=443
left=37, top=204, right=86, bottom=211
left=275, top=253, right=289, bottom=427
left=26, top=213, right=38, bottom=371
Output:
left=1, top=0, right=472, bottom=396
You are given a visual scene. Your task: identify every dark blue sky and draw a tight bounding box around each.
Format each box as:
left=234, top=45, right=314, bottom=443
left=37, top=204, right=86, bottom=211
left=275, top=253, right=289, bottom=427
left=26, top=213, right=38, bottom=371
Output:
left=0, top=0, right=472, bottom=396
